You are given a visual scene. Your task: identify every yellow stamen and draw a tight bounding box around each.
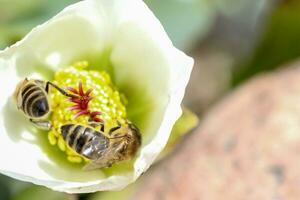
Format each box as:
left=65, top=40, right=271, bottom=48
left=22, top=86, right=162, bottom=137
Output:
left=49, top=61, right=127, bottom=163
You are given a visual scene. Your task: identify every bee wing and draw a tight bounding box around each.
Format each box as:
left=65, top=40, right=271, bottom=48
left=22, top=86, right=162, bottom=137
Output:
left=83, top=141, right=124, bottom=171
left=81, top=135, right=109, bottom=159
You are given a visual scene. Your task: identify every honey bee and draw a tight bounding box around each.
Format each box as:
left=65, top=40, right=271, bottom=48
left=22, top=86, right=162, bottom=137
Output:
left=60, top=120, right=141, bottom=170
left=13, top=78, right=76, bottom=130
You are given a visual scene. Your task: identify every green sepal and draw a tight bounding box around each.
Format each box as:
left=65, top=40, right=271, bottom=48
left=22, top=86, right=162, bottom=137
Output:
left=158, top=107, right=198, bottom=160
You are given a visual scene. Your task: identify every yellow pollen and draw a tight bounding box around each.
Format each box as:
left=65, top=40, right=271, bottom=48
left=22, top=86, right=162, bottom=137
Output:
left=49, top=61, right=127, bottom=163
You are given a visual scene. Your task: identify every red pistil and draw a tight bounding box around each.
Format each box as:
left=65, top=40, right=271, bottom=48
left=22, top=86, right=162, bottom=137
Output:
left=66, top=81, right=103, bottom=122
left=90, top=111, right=103, bottom=117
left=74, top=110, right=90, bottom=118
left=66, top=87, right=79, bottom=94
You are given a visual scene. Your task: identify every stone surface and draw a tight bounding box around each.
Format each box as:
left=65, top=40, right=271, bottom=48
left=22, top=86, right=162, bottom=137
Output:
left=131, top=61, right=300, bottom=200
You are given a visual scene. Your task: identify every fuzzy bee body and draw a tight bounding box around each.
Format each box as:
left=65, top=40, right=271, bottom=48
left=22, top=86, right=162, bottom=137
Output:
left=60, top=121, right=141, bottom=170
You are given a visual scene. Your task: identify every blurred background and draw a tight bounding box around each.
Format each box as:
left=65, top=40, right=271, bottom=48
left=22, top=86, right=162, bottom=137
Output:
left=2, top=0, right=300, bottom=199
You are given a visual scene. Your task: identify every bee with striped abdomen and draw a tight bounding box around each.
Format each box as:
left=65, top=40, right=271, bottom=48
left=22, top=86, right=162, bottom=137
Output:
left=13, top=78, right=76, bottom=130
left=60, top=120, right=141, bottom=170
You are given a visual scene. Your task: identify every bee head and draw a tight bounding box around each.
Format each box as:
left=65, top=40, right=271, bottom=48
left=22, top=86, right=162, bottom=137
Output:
left=126, top=120, right=142, bottom=151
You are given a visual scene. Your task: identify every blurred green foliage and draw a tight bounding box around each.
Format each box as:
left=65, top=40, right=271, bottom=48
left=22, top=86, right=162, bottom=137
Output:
left=0, top=0, right=78, bottom=49
left=0, top=175, right=68, bottom=200
left=233, top=0, right=300, bottom=86
left=13, top=186, right=66, bottom=200
left=144, top=0, right=216, bottom=50
left=0, top=176, right=11, bottom=200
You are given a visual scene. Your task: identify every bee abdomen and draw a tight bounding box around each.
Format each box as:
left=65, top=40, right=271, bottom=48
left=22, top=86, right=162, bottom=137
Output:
left=21, top=83, right=37, bottom=97
left=67, top=125, right=83, bottom=148
left=61, top=124, right=74, bottom=140
left=31, top=97, right=49, bottom=117
left=22, top=84, right=49, bottom=118
left=61, top=124, right=94, bottom=153
left=60, top=124, right=110, bottom=159
left=75, top=127, right=94, bottom=153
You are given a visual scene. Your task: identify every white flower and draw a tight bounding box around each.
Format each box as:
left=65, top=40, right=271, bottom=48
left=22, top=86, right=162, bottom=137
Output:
left=0, top=0, right=193, bottom=193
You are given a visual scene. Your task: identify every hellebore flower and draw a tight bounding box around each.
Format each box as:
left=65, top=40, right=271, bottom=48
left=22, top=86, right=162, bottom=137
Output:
left=0, top=0, right=193, bottom=193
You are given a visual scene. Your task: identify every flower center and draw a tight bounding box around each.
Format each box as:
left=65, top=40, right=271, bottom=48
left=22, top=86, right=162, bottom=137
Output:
left=48, top=61, right=127, bottom=163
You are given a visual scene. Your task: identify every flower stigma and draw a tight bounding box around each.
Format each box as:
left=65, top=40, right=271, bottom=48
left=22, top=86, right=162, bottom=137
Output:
left=48, top=61, right=127, bottom=164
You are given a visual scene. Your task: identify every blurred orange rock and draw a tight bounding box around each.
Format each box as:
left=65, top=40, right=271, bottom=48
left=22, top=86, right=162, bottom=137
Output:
left=132, top=61, right=300, bottom=200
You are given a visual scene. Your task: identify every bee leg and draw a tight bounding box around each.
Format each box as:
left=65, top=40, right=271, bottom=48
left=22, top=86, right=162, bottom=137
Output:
left=45, top=81, right=78, bottom=98
left=99, top=123, right=105, bottom=132
left=108, top=120, right=121, bottom=136
left=29, top=119, right=52, bottom=130
left=88, top=121, right=105, bottom=132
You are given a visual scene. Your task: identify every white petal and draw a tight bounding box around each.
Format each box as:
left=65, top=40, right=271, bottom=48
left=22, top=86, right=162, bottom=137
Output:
left=0, top=0, right=193, bottom=193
